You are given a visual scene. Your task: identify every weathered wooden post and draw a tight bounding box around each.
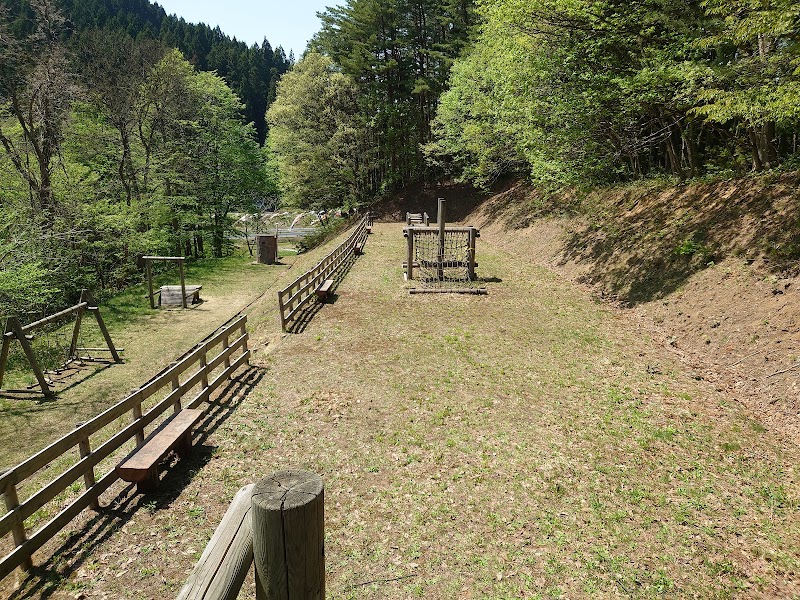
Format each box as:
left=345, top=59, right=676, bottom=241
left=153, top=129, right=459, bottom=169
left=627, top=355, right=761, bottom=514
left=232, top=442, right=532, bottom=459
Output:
left=405, top=228, right=414, bottom=281
left=2, top=475, right=33, bottom=572
left=251, top=470, right=324, bottom=600
left=145, top=258, right=155, bottom=309
left=468, top=227, right=477, bottom=281
left=75, top=423, right=100, bottom=510
left=178, top=258, right=188, bottom=309
left=437, top=198, right=446, bottom=281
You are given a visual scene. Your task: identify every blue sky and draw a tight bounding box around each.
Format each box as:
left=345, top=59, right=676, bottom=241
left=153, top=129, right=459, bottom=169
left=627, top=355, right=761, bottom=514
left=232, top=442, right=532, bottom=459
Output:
left=154, top=0, right=336, bottom=58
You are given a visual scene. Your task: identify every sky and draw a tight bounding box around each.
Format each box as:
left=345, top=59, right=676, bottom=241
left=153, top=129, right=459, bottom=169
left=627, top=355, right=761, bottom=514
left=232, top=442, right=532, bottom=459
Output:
left=154, top=0, right=336, bottom=58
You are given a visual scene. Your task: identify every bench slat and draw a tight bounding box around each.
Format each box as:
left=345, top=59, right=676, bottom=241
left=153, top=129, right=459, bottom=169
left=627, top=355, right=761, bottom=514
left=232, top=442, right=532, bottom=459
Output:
left=117, top=408, right=204, bottom=482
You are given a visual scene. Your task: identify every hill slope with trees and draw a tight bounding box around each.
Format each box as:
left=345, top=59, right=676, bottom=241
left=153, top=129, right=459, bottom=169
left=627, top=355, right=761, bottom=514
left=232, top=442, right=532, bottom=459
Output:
left=0, top=0, right=288, bottom=318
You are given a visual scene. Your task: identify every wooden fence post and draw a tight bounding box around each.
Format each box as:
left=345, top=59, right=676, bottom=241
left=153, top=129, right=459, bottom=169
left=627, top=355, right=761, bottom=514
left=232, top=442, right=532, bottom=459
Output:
left=437, top=198, right=446, bottom=282
left=468, top=227, right=477, bottom=281
left=406, top=229, right=414, bottom=281
left=75, top=423, right=100, bottom=511
left=132, top=398, right=145, bottom=446
left=2, top=479, right=32, bottom=572
left=251, top=470, right=324, bottom=600
left=178, top=258, right=188, bottom=309
left=222, top=333, right=231, bottom=372
left=172, top=376, right=182, bottom=413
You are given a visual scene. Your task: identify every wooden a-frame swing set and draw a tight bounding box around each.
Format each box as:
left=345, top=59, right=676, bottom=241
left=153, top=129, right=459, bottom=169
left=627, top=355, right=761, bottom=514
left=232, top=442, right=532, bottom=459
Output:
left=0, top=289, right=122, bottom=397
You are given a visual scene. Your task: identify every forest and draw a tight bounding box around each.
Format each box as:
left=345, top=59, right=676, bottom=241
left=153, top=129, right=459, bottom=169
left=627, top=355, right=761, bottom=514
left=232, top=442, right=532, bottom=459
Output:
left=2, top=0, right=800, bottom=320
left=0, top=0, right=290, bottom=318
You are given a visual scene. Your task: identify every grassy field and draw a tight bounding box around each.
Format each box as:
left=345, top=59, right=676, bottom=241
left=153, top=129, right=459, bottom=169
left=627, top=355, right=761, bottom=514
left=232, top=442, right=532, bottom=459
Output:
left=3, top=222, right=799, bottom=598
left=0, top=248, right=302, bottom=468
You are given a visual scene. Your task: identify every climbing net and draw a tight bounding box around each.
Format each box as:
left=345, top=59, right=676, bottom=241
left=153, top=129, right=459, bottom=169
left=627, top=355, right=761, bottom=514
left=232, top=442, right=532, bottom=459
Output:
left=411, top=230, right=473, bottom=288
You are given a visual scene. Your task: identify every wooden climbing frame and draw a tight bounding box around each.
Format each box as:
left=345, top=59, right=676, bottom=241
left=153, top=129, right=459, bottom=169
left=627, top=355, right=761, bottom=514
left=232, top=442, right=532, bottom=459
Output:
left=0, top=289, right=122, bottom=397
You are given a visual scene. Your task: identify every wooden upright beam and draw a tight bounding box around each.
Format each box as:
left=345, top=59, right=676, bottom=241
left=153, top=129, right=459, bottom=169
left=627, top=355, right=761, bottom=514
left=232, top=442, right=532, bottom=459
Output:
left=0, top=322, right=11, bottom=390
left=68, top=291, right=87, bottom=360
left=406, top=228, right=414, bottom=281
left=178, top=258, right=187, bottom=309
left=84, top=290, right=122, bottom=363
left=7, top=318, right=52, bottom=397
left=2, top=478, right=33, bottom=572
left=146, top=259, right=155, bottom=309
left=437, top=198, right=446, bottom=282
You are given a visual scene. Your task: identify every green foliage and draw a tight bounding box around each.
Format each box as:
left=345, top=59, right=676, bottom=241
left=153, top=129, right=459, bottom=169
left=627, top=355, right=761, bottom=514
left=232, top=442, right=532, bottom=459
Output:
left=0, top=3, right=278, bottom=318
left=294, top=216, right=349, bottom=253
left=267, top=52, right=370, bottom=210
left=428, top=0, right=800, bottom=186
left=313, top=0, right=475, bottom=192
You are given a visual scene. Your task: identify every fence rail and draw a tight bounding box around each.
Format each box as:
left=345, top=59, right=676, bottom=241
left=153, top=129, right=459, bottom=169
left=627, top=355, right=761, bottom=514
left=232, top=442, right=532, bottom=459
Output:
left=0, top=315, right=250, bottom=583
left=277, top=215, right=369, bottom=332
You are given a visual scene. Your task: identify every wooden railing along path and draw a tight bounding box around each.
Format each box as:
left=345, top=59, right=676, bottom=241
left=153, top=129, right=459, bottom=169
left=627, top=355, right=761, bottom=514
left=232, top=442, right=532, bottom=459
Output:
left=277, top=214, right=370, bottom=332
left=0, top=315, right=250, bottom=582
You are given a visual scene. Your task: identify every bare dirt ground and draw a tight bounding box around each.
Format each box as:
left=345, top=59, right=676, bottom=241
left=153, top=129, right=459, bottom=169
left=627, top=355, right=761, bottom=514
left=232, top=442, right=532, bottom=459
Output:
left=3, top=204, right=799, bottom=599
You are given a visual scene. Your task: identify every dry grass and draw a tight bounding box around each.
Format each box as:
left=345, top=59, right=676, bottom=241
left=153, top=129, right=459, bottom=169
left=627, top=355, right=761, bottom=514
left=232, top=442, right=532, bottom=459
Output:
left=3, top=222, right=800, bottom=598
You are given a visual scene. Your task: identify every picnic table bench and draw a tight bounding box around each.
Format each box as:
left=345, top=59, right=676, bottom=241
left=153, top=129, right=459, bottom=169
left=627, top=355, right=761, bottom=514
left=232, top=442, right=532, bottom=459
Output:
left=117, top=408, right=204, bottom=493
left=160, top=285, right=202, bottom=307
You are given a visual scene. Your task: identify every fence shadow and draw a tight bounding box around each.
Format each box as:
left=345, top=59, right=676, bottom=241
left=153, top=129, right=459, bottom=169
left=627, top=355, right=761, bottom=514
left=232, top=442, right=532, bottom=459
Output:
left=286, top=252, right=359, bottom=334
left=7, top=365, right=266, bottom=600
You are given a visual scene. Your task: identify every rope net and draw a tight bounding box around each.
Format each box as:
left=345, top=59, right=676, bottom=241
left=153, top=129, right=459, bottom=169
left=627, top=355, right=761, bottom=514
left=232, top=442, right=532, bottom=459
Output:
left=412, top=230, right=474, bottom=289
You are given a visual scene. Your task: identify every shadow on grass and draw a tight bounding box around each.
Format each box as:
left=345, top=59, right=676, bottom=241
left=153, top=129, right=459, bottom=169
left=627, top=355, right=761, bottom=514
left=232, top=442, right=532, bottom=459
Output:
left=455, top=173, right=800, bottom=305
left=7, top=365, right=266, bottom=600
left=557, top=175, right=800, bottom=304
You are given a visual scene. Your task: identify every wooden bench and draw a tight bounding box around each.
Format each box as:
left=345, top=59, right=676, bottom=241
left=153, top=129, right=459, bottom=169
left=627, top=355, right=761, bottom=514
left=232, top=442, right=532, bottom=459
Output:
left=316, top=279, right=334, bottom=302
left=354, top=241, right=364, bottom=255
left=160, top=285, right=202, bottom=307
left=117, top=408, right=204, bottom=493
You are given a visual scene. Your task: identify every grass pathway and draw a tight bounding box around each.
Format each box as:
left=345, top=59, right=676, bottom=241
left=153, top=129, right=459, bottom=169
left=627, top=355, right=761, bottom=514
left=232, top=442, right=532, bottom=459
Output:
left=6, top=222, right=800, bottom=598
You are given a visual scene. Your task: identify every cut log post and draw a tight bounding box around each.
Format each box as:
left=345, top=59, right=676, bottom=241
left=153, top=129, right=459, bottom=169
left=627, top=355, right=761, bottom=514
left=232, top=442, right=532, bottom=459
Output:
left=251, top=470, right=324, bottom=600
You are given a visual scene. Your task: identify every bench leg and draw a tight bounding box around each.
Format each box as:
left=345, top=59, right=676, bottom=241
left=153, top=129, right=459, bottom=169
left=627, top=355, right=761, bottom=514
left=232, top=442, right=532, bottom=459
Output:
left=175, top=431, right=193, bottom=459
left=137, top=467, right=159, bottom=494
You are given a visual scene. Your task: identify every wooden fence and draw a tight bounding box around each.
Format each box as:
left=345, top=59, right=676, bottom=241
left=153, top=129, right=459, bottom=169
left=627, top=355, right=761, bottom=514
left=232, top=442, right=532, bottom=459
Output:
left=0, top=315, right=250, bottom=582
left=277, top=215, right=369, bottom=332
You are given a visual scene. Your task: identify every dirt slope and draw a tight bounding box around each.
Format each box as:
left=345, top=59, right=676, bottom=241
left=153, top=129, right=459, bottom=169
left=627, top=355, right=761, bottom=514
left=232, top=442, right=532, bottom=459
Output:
left=449, top=174, right=800, bottom=447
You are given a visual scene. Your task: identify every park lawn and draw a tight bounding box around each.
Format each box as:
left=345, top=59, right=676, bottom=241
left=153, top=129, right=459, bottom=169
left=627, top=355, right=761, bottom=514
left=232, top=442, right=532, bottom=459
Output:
left=4, top=221, right=800, bottom=599
left=0, top=248, right=309, bottom=469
